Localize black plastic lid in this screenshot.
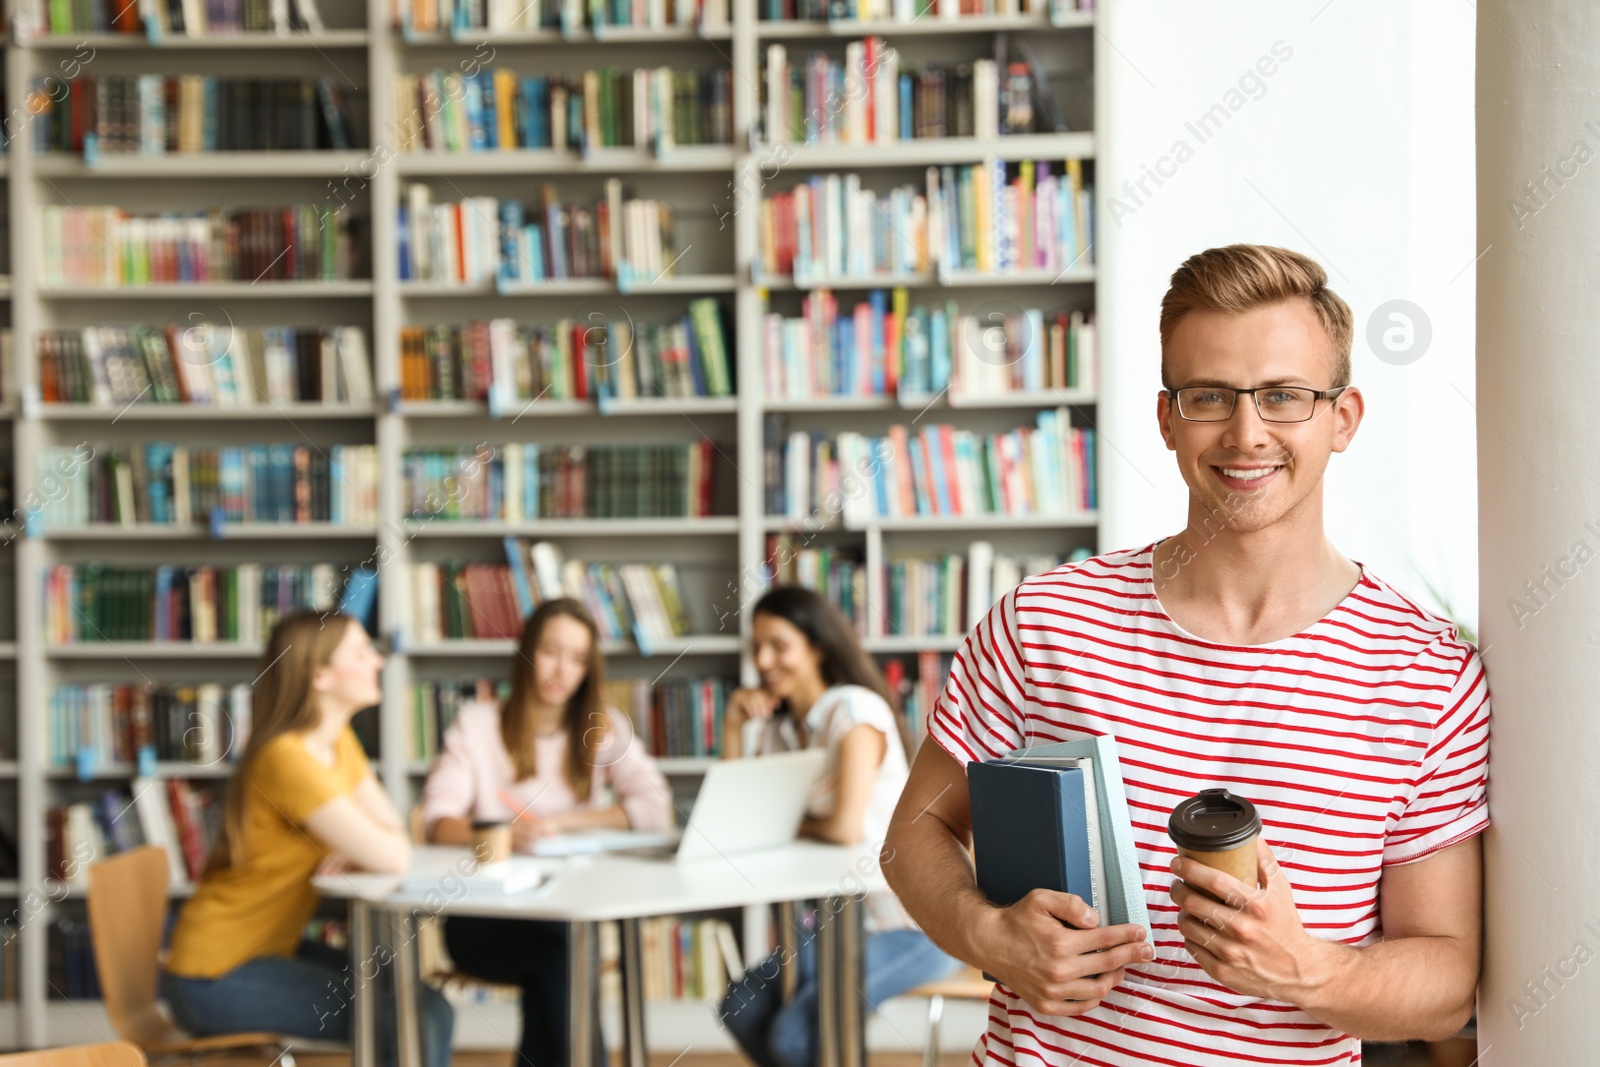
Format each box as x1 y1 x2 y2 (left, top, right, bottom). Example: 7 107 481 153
1168 789 1261 851
470 819 507 830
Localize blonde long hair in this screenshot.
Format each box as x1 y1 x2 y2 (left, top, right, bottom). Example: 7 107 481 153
499 598 608 800
205 611 355 874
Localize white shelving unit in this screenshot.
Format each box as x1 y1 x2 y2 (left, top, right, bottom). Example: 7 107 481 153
0 0 1101 1049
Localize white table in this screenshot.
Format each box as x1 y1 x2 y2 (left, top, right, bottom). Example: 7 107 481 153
316 842 889 1067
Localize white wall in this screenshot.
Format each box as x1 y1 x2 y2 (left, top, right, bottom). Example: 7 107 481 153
1095 0 1479 630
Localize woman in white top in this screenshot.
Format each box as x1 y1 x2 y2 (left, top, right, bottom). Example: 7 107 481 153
718 586 960 1067
422 597 670 1067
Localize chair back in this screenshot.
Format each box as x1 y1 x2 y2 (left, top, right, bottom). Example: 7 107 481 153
86 847 186 1047
0 1042 147 1067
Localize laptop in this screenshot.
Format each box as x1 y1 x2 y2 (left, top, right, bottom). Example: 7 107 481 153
528 747 828 862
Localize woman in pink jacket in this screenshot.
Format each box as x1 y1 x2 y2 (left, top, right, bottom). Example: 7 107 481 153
421 597 671 1067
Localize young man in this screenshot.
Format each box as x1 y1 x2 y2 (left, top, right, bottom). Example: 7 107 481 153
883 244 1489 1066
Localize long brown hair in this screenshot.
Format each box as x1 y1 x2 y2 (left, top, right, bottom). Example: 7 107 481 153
500 598 608 800
752 586 910 750
207 611 355 874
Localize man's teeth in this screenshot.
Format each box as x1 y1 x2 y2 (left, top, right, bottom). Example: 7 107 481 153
1220 466 1279 481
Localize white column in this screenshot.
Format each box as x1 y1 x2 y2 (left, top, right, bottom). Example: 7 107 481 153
1476 2 1600 1061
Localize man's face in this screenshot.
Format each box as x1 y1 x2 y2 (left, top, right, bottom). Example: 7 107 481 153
1157 298 1363 535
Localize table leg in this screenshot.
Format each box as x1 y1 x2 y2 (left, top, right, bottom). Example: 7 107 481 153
816 901 839 1067
568 920 598 1067
777 900 799 1004
618 919 648 1067
393 910 424 1067
350 900 377 1067
837 895 867 1067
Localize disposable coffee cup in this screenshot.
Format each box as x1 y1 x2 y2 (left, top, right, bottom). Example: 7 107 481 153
1168 788 1261 894
470 820 512 865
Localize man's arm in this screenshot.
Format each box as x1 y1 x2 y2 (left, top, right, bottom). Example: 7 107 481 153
883 741 1152 1018
1173 834 1480 1041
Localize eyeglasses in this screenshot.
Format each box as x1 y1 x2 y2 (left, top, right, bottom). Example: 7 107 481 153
1168 385 1349 424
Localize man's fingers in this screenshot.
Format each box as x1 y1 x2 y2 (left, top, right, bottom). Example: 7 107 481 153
1063 922 1149 954
1030 888 1102 928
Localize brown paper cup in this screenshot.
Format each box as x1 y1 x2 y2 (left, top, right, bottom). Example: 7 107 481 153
471 823 512 865
1178 838 1259 893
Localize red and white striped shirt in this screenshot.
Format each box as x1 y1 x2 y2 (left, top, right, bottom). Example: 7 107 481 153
929 542 1490 1067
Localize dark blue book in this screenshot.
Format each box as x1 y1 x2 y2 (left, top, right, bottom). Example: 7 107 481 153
968 758 1098 920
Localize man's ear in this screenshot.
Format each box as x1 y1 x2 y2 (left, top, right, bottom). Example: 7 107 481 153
1157 390 1178 451
1329 386 1365 454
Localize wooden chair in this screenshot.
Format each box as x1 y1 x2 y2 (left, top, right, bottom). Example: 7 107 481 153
0 1041 148 1067
86 845 334 1066
905 967 994 1067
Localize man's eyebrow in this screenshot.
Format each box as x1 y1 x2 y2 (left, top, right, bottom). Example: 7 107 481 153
1176 376 1316 388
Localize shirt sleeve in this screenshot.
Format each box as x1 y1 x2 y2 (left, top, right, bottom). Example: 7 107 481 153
595 707 672 833
821 687 898 748
1383 648 1491 866
928 584 1031 767
420 708 484 829
249 734 352 826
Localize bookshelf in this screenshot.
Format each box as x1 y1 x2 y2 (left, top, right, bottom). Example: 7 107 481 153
1 0 1101 1050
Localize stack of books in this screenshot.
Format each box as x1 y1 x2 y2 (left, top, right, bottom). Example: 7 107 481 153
403 441 718 522
408 540 697 645
37 325 373 408
33 76 359 155
408 678 508 762
760 0 1070 20
763 288 1094 399
398 302 730 404
398 0 728 33
38 206 362 287
763 535 867 634
30 0 329 35
394 68 731 153
399 181 678 286
48 779 223 890
38 443 379 528
876 544 1064 638
882 651 952 743
758 160 1092 281
764 42 1054 144
766 410 1095 521
49 682 253 771
43 563 347 643
604 677 733 759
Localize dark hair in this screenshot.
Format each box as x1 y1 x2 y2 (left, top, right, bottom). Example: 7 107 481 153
500 597 609 800
752 586 908 748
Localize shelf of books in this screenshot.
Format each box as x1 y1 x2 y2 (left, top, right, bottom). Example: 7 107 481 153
1 0 1098 1047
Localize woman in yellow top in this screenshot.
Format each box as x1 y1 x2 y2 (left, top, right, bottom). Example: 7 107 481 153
163 611 453 1067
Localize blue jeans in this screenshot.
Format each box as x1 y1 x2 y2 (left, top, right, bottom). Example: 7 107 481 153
164 938 454 1067
720 926 961 1067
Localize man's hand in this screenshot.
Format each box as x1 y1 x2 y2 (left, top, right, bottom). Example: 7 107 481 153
1171 836 1330 1002
977 888 1153 1017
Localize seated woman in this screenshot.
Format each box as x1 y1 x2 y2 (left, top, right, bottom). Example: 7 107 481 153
164 611 454 1067
422 597 671 1067
718 586 962 1067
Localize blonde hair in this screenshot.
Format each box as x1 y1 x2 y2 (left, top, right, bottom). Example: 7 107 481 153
1159 244 1353 389
207 611 355 874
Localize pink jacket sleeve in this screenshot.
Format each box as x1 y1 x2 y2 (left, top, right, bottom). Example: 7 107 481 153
595 706 672 833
